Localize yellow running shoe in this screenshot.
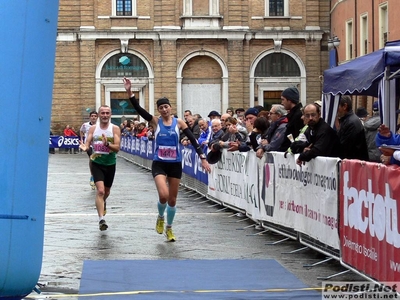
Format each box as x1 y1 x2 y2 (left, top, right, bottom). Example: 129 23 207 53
165 227 176 242
156 216 164 234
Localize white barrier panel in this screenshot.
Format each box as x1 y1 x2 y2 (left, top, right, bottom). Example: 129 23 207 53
208 150 262 214
261 152 340 250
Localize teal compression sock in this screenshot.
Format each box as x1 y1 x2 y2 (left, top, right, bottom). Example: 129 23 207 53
166 205 176 226
157 201 167 217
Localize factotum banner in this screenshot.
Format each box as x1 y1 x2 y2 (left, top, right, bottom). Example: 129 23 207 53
341 160 400 281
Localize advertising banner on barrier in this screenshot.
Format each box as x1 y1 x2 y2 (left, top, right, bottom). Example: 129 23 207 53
181 146 208 185
49 136 80 148
261 152 340 249
259 154 276 220
245 151 265 220
341 160 400 281
208 150 258 211
120 136 207 184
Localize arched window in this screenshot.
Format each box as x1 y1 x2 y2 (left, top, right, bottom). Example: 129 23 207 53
254 53 300 77
101 53 149 77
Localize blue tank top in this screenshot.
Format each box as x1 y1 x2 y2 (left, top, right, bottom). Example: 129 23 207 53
154 117 181 162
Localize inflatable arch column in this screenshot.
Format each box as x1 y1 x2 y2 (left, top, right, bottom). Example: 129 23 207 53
0 1 59 299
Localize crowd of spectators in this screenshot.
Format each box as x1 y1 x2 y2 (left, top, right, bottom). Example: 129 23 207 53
118 87 395 166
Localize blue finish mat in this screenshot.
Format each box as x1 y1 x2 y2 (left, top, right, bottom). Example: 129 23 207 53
79 259 321 299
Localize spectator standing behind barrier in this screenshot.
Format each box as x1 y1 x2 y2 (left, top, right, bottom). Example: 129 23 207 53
227 107 259 152
197 118 212 149
121 119 133 136
64 124 78 154
256 104 288 158
294 103 340 166
337 95 369 160
183 110 192 125
285 109 309 156
363 101 381 162
280 87 304 151
180 114 200 144
207 119 225 164
219 113 230 133
218 117 247 148
146 124 155 140
207 110 222 124
80 110 98 189
226 107 234 117
135 122 148 138
123 77 210 242
79 105 121 231
375 123 400 165
248 115 270 152
187 115 200 139
356 107 369 125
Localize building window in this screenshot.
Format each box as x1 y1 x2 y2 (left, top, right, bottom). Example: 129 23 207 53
101 53 149 77
346 20 353 60
360 14 368 55
116 0 132 16
379 4 388 48
254 53 300 77
265 0 288 17
269 0 283 16
183 0 219 16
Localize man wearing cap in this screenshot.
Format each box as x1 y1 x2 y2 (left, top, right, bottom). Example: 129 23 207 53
280 86 304 151
355 107 369 124
207 110 221 121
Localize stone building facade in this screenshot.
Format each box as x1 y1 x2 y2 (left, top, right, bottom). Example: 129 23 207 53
52 0 331 133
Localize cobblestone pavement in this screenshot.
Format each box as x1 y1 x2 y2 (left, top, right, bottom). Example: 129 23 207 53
25 152 363 299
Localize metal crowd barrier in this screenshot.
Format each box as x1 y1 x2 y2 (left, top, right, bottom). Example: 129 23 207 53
119 136 399 284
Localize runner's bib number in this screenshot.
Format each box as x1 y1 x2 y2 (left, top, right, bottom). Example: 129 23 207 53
93 141 110 155
158 145 177 160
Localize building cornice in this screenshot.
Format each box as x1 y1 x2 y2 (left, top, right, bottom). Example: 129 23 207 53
57 29 324 42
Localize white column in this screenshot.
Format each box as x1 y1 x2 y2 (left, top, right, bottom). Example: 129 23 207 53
176 77 183 117
222 77 229 113
149 78 155 115
96 78 101 110
249 77 255 108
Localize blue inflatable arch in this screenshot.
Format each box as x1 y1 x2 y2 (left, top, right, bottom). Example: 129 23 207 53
0 1 59 299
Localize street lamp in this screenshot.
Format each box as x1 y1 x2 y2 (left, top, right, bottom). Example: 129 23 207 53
328 36 340 67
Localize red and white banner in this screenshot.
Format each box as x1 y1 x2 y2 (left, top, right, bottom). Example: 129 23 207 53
341 160 400 281
260 152 340 249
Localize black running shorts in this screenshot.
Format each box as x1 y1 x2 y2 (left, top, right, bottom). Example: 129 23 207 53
91 161 116 188
152 161 182 179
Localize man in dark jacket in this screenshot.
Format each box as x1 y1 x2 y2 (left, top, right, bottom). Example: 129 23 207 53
295 103 340 166
337 95 369 160
280 86 304 151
